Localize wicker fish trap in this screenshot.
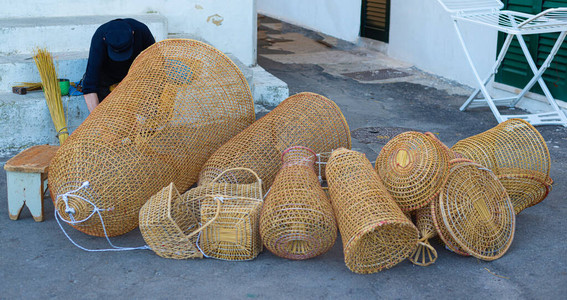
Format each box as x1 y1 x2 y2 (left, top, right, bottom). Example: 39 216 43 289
409 204 438 267
198 92 351 190
326 148 418 274
434 159 516 261
375 131 450 212
451 119 552 214
260 146 337 260
198 168 264 261
139 183 209 259
49 39 255 237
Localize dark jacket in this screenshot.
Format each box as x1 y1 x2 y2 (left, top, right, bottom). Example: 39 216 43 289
82 18 155 96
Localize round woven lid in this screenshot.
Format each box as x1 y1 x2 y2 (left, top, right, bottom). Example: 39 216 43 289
375 131 449 211
438 159 516 261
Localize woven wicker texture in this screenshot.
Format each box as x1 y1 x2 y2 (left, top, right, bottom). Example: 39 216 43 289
436 159 516 261
424 132 460 160
49 39 255 237
451 119 552 214
198 168 264 261
260 147 337 260
139 183 204 259
326 148 418 274
375 131 450 212
409 204 439 266
198 92 351 190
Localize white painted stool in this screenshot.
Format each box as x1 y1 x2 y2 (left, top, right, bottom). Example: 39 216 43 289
4 145 59 222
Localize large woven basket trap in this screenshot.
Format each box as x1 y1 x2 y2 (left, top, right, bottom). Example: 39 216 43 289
326 148 418 274
198 92 351 190
49 39 255 237
198 168 264 261
433 159 516 261
451 118 552 214
260 146 337 260
375 131 450 212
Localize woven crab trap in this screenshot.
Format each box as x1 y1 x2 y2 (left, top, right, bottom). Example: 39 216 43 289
433 159 516 261
139 183 208 259
140 168 263 260
375 131 450 212
197 168 264 261
260 146 337 260
408 205 439 267
326 148 418 274
198 92 351 190
451 119 552 214
49 39 255 237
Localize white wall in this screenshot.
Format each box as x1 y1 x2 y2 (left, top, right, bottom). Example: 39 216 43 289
257 0 361 43
388 0 498 87
0 0 257 66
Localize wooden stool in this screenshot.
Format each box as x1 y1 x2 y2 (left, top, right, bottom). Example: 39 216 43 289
4 145 59 222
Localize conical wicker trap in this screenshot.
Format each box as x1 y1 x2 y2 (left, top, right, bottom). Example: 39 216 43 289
451 119 552 214
198 92 351 190
409 204 439 267
326 148 418 274
198 168 264 261
49 39 255 237
260 146 337 260
433 159 516 261
375 131 450 212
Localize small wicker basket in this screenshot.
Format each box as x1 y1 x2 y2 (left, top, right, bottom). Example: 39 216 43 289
409 204 439 267
326 148 418 274
198 168 264 261
260 146 337 260
375 131 450 212
451 118 552 214
434 159 516 261
139 182 221 259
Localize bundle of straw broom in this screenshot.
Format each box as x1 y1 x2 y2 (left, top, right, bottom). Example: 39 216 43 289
33 48 68 145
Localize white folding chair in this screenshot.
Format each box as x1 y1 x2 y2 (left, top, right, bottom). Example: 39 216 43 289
436 0 567 127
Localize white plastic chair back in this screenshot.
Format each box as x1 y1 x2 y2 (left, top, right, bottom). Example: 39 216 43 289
436 0 504 13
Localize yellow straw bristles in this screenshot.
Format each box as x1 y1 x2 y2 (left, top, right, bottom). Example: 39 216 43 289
33 48 68 145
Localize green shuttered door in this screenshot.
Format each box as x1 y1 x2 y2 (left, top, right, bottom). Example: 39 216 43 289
496 0 567 102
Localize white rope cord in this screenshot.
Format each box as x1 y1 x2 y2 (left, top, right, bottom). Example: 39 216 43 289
54 181 150 252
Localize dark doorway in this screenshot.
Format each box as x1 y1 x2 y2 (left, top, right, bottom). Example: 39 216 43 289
360 0 390 42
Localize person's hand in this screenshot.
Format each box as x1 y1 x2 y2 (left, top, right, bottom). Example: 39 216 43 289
84 93 100 112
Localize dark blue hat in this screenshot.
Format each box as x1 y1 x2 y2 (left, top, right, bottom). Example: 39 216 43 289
104 20 134 62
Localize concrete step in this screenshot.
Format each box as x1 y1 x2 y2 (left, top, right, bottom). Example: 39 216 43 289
0 51 88 92
0 92 89 155
0 14 168 55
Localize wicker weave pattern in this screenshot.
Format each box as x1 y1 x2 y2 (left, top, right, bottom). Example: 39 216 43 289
49 39 255 237
198 168 264 261
198 92 351 190
436 159 516 260
409 204 439 266
375 132 450 211
260 147 337 260
326 148 418 274
139 183 204 259
451 119 552 214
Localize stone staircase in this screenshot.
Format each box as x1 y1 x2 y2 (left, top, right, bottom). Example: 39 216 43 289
0 14 288 154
